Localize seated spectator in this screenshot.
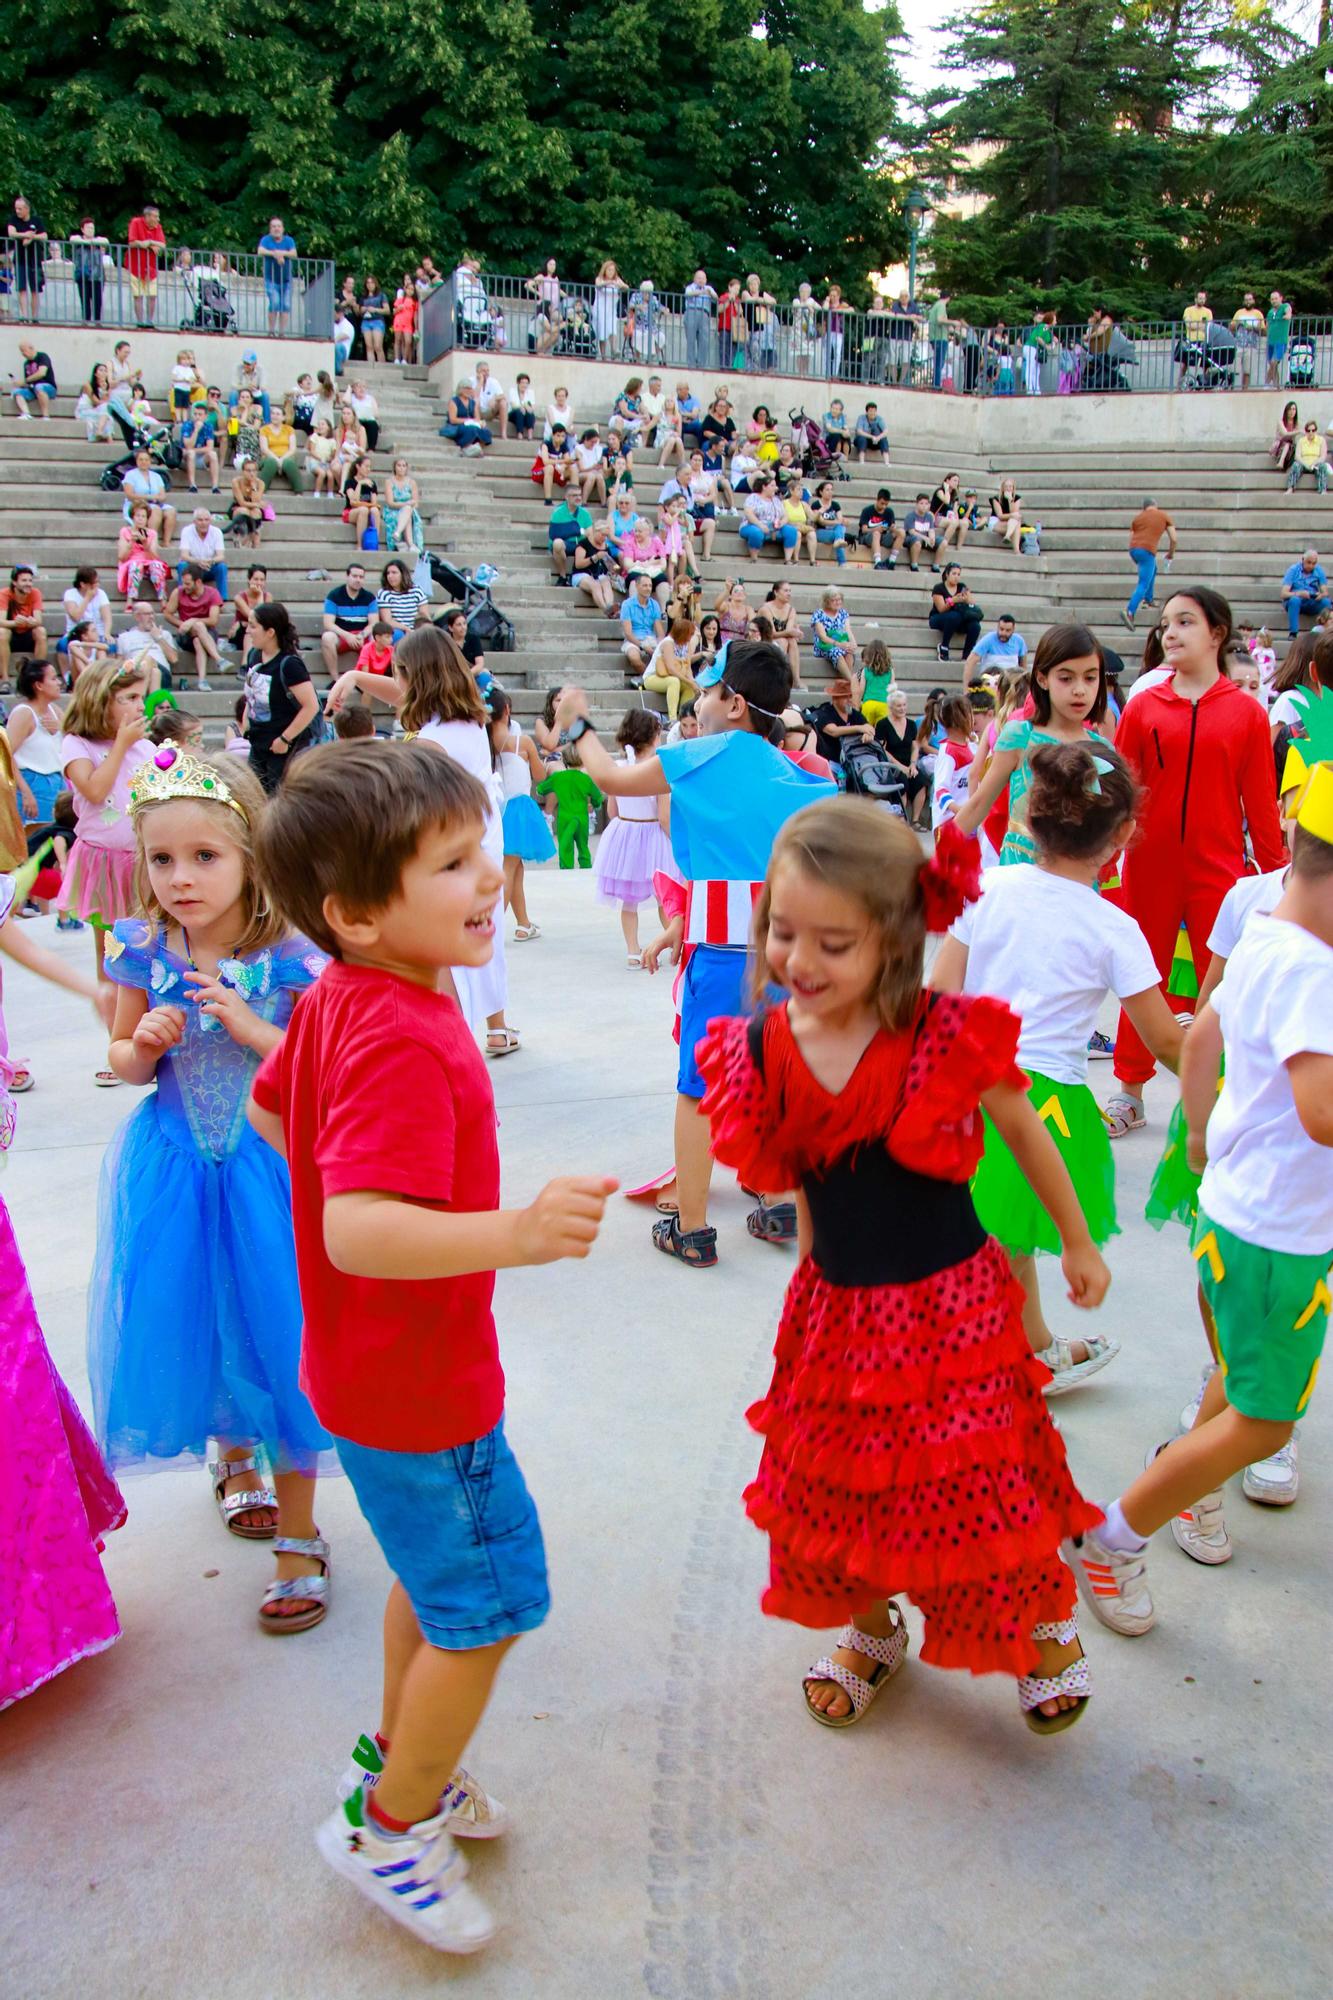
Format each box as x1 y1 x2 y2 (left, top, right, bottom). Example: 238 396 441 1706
228 389 264 469
375 558 426 638
640 619 700 720
613 378 646 447
509 373 537 440
822 399 851 457
532 425 576 504
684 451 720 560
381 457 423 557
810 676 871 766
549 491 592 579
62 567 113 647
116 506 170 602
0 564 47 690
320 561 377 674
783 487 816 567
739 475 798 561
311 370 339 433
602 428 634 503
179 399 222 494
859 488 896 567
178 507 230 603
340 454 381 545
810 588 859 683
854 402 888 462
290 372 317 433
640 375 667 440
333 400 367 473
255 400 305 492
230 352 271 425
1287 420 1329 495
809 480 848 567
107 340 142 418
656 399 686 469
228 464 267 549
571 523 620 617
1270 400 1300 475
930 564 982 663
438 381 492 454
544 385 575 441
75 363 120 443
677 381 702 442
1282 548 1332 636
11 340 56 419
164 563 223 689
606 493 641 558
966 612 1028 681
355 619 397 676
762 579 803 686
988 477 1024 555
574 427 606 505
431 607 487 687
121 446 178 545
115 598 178 693
333 703 375 742
714 578 752 643
620 518 669 596
698 391 736 457
126 387 171 443
346 379 380 452
620 573 665 674
890 493 938 571
468 360 507 432
231 563 270 650
64 618 108 685
874 687 928 824
306 420 340 498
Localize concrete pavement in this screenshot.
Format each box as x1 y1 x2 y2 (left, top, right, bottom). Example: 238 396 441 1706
1 865 1328 1999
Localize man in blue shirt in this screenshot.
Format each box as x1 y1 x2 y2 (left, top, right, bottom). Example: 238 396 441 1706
257 215 298 335
620 575 665 673
966 613 1029 680
1282 549 1331 636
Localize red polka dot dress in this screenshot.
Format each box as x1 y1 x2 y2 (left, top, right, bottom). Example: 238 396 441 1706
697 995 1101 1679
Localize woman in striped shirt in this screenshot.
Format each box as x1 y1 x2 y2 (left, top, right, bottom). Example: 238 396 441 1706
375 559 426 639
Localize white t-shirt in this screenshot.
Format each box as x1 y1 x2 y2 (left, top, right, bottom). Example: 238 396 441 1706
1124 667 1172 704
952 863 1160 1085
469 374 506 407
544 400 574 441
1202 915 1333 1253
575 440 603 473
1207 869 1287 960
417 716 504 862
179 523 225 568
62 585 110 635
1269 690 1302 730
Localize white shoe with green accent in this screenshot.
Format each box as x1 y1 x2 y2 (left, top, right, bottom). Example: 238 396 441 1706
338 1732 509 1838
315 1789 495 1954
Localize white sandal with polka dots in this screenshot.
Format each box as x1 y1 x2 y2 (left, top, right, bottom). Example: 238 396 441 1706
1018 1615 1091 1735
803 1605 909 1729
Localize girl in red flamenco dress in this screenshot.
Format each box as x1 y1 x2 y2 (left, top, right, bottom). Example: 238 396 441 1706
697 805 1111 1734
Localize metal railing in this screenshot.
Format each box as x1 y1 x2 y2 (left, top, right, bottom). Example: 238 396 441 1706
422 271 1333 397
1 239 335 339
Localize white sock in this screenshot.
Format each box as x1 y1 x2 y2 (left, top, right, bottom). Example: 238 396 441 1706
1098 1497 1148 1553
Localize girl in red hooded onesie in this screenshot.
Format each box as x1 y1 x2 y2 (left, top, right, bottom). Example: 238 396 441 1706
697 804 1110 1737
1105 587 1284 1138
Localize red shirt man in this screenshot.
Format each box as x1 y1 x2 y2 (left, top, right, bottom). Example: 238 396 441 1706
127 206 166 324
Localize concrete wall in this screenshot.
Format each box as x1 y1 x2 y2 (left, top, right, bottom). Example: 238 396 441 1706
9 327 333 402
428 347 1294 455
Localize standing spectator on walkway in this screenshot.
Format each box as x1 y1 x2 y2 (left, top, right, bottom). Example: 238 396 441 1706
716 278 742 371
927 293 952 389
68 218 109 323
11 341 55 418
1083 305 1115 390
1122 498 1177 631
7 197 47 321
178 507 230 603
1286 420 1329 495
1266 291 1293 386
1022 312 1054 395
822 284 848 377
126 203 165 326
1230 291 1265 387
1182 291 1212 338
683 271 717 372
884 291 919 384
257 216 297 336
742 275 777 373
789 283 819 376
593 261 628 360
1281 549 1331 636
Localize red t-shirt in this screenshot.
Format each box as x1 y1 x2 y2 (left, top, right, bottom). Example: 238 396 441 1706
252 960 503 1452
127 216 166 281
782 741 834 779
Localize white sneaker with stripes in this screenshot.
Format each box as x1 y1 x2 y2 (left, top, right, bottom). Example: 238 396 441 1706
1064 1526 1156 1636
1169 1487 1233 1563
337 1731 508 1838
315 1789 496 1954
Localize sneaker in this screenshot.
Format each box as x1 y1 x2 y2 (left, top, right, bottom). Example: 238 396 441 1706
338 1732 509 1839
1064 1525 1156 1635
1169 1484 1232 1564
1086 1028 1115 1060
315 1790 495 1955
1242 1431 1299 1506
1178 1362 1218 1434
937 642 950 662
873 559 890 571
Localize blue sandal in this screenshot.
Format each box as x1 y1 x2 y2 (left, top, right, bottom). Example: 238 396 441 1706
652 1214 718 1267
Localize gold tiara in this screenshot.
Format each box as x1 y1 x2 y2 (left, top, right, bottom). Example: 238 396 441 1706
129 746 249 822
1295 760 1333 846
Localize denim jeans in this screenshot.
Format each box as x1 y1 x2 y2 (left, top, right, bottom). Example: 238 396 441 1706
739 522 798 553
1287 591 1332 635
1127 546 1157 616
685 313 710 372
932 340 948 388
816 525 847 564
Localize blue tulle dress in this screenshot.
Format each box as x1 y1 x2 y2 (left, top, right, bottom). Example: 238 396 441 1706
89 920 336 1475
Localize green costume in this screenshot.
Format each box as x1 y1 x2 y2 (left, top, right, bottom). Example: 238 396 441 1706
536 768 603 868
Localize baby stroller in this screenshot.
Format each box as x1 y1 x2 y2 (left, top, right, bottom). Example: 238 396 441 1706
1288 335 1316 388
98 428 180 491
179 268 236 334
429 559 516 653
838 738 907 813
789 409 849 482
1175 338 1208 392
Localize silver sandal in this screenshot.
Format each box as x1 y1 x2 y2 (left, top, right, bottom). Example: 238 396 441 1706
803 1606 909 1729
1101 1092 1145 1138
1041 1333 1122 1397
1018 1615 1092 1734
209 1454 278 1540
259 1534 331 1635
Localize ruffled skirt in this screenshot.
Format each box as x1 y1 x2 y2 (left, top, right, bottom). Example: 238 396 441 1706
745 1237 1099 1675
593 815 676 907
1 1196 124 1710
57 841 136 926
1145 1095 1202 1231
972 1071 1117 1257
502 793 556 863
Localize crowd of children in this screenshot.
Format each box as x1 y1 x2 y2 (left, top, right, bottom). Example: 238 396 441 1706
2 578 1330 1961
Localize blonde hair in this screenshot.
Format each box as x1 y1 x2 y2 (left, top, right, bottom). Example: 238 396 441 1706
63 658 147 743
992 666 1029 731
753 799 928 1032
861 638 893 679
132 755 288 954
820 585 843 610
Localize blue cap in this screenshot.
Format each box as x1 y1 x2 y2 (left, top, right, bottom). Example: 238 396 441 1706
694 655 726 689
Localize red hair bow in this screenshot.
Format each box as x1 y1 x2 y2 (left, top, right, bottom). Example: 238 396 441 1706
919 820 983 933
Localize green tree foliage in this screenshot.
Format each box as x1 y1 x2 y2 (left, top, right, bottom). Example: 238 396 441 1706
0 0 904 296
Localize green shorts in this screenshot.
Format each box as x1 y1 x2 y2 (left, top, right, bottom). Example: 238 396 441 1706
1192 1209 1331 1422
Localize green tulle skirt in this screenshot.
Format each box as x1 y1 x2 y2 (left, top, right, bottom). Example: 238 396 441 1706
1143 1061 1227 1231
972 1069 1119 1257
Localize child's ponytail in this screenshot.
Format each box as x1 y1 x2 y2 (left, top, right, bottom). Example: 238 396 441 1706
1026 741 1140 861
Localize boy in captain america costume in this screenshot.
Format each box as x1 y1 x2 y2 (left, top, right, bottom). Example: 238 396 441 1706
554 643 835 1266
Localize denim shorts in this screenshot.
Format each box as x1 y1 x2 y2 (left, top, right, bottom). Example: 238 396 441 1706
264 280 293 312
336 1419 550 1650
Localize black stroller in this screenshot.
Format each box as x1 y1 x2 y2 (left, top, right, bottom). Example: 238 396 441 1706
430 559 516 653
1288 335 1316 388
836 739 907 813
179 267 237 334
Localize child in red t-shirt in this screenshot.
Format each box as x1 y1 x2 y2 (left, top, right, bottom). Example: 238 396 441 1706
249 738 615 1956
354 619 396 676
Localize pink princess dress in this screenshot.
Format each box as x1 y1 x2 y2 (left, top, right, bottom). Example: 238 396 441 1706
0 873 124 1709
592 745 679 908
57 733 156 927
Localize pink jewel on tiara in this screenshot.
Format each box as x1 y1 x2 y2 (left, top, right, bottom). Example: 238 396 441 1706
154 746 178 771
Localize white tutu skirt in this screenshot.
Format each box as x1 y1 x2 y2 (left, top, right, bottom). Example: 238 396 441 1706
593 816 678 907
454 911 508 1024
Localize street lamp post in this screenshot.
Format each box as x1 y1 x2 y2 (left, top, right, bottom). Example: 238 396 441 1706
904 189 928 304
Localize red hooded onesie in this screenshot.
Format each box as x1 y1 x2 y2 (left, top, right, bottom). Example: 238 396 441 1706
1112 673 1284 1087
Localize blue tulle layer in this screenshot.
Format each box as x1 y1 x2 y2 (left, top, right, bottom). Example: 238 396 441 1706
502 794 556 862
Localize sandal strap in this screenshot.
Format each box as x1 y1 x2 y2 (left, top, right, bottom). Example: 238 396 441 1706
1017 1654 1092 1714
210 1454 259 1485
805 1657 879 1717
836 1610 907 1667
272 1535 330 1564
262 1573 331 1606
1031 1615 1078 1644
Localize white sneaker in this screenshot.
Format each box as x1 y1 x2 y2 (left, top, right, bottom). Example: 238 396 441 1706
1169 1486 1233 1564
315 1790 496 1954
1064 1526 1156 1635
1040 1333 1121 1397
1178 1362 1218 1434
338 1731 509 1838
1242 1431 1300 1506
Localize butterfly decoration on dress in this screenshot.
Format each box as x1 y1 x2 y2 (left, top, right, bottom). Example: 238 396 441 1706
199 949 274 1031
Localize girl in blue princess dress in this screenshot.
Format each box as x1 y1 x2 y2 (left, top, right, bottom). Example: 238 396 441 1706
91 746 335 1632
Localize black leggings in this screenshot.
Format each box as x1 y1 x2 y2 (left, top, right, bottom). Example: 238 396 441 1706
929 607 981 654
